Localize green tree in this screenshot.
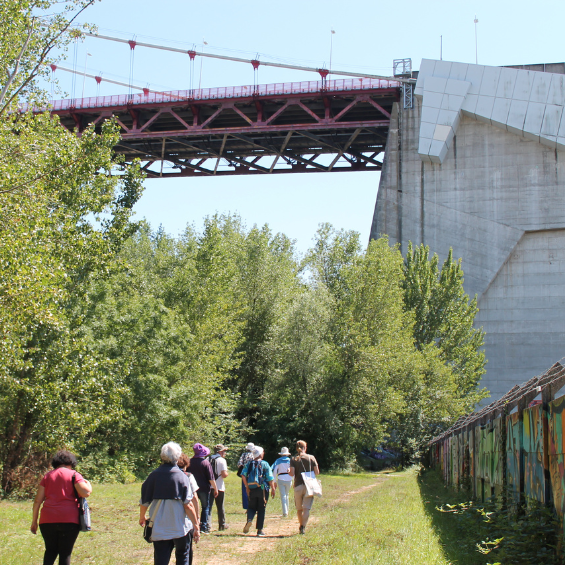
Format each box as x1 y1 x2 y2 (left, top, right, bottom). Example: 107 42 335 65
229 223 300 420
0 0 94 114
76 224 244 479
403 242 487 400
0 1 144 493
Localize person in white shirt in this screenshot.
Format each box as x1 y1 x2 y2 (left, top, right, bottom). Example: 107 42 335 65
208 444 230 531
271 447 292 517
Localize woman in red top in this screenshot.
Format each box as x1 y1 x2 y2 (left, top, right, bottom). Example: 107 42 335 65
30 450 92 565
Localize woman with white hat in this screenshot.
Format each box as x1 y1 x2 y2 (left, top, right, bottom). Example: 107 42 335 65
237 443 255 510
271 447 292 517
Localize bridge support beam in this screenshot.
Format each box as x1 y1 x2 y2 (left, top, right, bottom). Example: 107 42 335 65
371 60 565 403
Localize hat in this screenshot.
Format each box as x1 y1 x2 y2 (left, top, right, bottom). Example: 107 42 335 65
279 447 290 456
252 446 264 459
245 442 255 452
215 444 228 453
193 443 210 458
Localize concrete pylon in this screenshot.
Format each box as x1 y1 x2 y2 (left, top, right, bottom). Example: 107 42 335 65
371 59 565 404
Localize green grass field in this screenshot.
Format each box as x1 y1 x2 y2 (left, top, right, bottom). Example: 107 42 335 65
0 468 484 565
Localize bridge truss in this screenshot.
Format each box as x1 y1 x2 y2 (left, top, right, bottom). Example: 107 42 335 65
52 78 400 177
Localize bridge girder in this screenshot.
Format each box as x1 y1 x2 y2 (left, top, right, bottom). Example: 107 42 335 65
53 84 399 176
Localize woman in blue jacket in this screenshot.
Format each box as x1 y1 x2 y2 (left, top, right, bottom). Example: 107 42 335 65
271 447 292 517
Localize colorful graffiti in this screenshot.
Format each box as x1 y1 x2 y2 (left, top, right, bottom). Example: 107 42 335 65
506 412 522 506
429 360 565 546
549 396 565 525
523 404 547 505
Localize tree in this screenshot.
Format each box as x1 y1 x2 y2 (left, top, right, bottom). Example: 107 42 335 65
403 242 487 400
0 1 95 114
0 0 144 493
228 222 301 421
76 224 244 479
261 227 420 467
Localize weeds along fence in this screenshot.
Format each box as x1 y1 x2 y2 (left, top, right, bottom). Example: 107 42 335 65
428 360 565 521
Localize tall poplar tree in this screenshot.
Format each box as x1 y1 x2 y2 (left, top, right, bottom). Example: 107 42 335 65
403 243 487 400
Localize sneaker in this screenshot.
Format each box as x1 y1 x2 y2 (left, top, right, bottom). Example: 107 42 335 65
201 529 210 535
282 513 288 517
299 525 305 535
257 530 266 537
219 525 229 531
243 520 253 533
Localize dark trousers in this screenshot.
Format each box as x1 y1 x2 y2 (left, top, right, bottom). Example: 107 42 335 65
153 530 193 565
207 489 226 528
197 489 212 532
39 523 80 565
247 488 270 531
241 479 249 509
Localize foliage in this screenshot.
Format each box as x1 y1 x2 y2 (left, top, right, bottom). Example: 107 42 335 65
0 0 144 493
230 223 300 420
403 242 487 400
76 220 247 475
437 497 560 564
254 226 481 468
397 242 489 462
0 0 95 113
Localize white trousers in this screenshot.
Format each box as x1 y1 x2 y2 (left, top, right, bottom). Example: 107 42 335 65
277 480 292 516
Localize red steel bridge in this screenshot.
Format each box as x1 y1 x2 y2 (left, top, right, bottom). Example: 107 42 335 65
48 35 412 177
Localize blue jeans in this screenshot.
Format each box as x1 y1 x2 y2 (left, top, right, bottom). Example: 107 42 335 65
246 488 270 531
277 480 292 515
197 490 212 532
153 530 193 565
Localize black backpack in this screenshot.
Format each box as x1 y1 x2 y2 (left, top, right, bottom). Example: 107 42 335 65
209 454 221 480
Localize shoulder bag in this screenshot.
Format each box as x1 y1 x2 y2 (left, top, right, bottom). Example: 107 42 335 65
72 473 92 532
143 499 163 543
300 456 322 498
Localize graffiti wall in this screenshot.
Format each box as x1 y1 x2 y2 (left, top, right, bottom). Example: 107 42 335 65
549 396 565 526
523 404 547 504
506 412 522 507
429 360 565 527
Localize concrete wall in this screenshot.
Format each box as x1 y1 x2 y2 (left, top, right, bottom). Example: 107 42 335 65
371 88 565 402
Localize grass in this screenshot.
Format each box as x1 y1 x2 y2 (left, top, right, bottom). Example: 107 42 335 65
0 468 488 565
248 468 481 565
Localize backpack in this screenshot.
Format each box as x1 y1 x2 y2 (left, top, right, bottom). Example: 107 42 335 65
246 460 264 489
209 454 221 480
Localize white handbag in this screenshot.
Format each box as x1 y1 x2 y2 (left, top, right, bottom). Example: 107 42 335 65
300 458 322 498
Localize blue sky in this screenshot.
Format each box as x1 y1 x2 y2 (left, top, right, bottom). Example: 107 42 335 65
51 0 565 254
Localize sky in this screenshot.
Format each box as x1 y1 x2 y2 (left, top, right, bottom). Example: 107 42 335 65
48 0 565 254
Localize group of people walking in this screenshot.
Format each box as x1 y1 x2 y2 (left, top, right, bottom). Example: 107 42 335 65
30 440 318 565
238 441 319 536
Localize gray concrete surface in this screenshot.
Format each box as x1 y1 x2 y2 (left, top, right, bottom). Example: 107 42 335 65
371 78 565 402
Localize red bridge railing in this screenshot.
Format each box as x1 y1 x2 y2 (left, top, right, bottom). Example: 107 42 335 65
47 78 401 111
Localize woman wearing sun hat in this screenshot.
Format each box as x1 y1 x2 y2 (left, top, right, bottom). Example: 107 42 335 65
271 447 292 517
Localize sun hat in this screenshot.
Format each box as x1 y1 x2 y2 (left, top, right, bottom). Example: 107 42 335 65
193 443 210 458
252 446 264 459
245 442 255 452
215 444 228 453
279 447 290 456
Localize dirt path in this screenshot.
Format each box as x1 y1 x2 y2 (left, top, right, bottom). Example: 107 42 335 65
194 477 387 565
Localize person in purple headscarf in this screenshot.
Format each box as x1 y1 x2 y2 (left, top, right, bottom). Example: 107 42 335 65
189 443 218 534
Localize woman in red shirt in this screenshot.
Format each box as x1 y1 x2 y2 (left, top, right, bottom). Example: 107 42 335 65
30 450 92 565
